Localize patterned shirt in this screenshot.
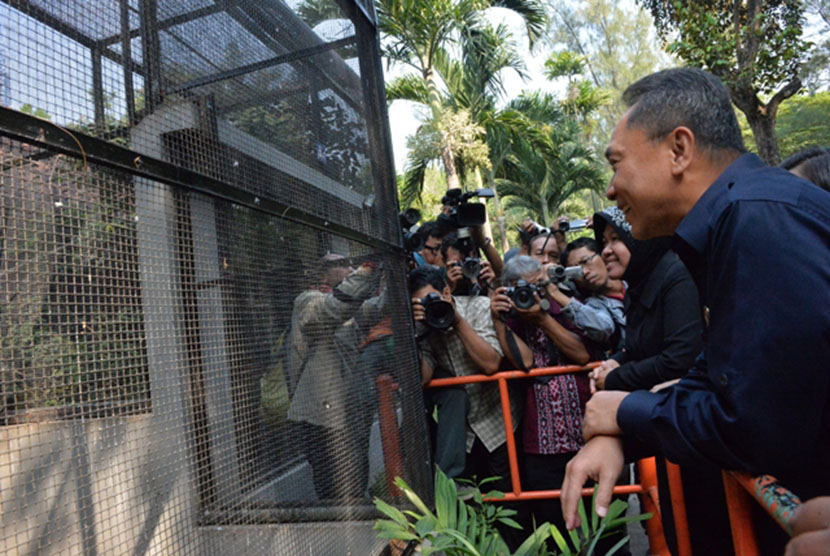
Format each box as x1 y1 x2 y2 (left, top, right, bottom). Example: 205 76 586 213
506 305 590 455
420 296 519 453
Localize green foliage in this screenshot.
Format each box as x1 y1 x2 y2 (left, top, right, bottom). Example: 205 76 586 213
19 103 51 120
636 0 811 162
547 0 672 148
496 92 607 226
374 469 651 556
737 92 830 158
657 1 809 96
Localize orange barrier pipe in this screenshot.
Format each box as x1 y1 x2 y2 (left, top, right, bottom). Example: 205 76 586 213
665 462 692 556
639 458 671 556
427 363 599 388
728 472 801 535
722 470 761 556
484 484 645 502
377 374 404 496
497 377 522 496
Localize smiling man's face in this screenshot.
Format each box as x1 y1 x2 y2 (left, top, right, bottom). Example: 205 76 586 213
605 110 678 239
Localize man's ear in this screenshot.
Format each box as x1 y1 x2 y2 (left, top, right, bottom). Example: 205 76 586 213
668 126 695 177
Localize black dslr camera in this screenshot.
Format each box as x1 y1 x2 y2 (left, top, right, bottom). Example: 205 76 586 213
399 208 423 253
420 292 455 331
504 279 539 309
436 187 494 234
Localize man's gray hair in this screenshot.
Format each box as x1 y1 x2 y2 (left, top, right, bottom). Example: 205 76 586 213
622 68 746 156
501 255 541 287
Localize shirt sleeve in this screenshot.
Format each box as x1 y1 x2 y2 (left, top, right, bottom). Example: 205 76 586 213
618 201 830 478
464 296 503 356
605 264 702 391
561 297 617 343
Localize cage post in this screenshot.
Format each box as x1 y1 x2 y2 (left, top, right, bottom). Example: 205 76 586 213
119 0 136 125
138 0 162 111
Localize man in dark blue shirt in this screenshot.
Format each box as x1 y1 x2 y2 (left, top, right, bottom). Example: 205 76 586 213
560 68 830 532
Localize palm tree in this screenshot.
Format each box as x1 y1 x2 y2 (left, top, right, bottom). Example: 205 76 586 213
378 0 546 189
496 92 607 225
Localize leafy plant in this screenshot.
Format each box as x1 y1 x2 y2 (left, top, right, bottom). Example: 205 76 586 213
373 469 651 556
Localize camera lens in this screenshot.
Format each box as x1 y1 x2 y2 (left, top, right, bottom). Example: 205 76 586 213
461 257 481 280
422 293 455 331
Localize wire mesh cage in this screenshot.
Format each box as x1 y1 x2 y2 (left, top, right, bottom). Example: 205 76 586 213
0 1 430 554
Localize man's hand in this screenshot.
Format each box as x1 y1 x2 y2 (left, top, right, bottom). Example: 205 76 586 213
561 436 625 530
490 287 512 318
786 497 830 556
590 359 620 393
446 262 463 292
411 297 425 323
478 260 496 287
582 391 628 441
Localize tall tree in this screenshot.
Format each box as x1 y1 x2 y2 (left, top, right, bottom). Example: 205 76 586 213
547 0 671 147
638 0 811 164
378 0 546 189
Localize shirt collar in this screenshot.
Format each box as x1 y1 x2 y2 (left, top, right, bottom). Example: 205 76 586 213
674 153 767 254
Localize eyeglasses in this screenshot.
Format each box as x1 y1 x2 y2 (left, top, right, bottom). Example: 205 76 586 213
576 253 599 267
423 244 442 255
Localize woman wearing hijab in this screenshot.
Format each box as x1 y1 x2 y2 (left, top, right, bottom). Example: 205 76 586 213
590 207 702 392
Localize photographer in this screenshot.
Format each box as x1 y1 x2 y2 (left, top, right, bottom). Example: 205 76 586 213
415 221 445 267
410 267 519 488
489 255 595 534
441 231 496 296
286 254 385 500
548 237 626 351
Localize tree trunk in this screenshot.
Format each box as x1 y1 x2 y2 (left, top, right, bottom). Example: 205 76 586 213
744 108 781 165
485 169 510 253
424 66 461 190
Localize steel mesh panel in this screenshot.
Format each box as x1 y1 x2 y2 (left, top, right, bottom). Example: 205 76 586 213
0 1 430 555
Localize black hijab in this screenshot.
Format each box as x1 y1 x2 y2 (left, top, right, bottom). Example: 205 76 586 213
593 207 673 289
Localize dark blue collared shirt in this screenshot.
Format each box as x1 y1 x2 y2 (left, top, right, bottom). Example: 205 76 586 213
617 154 830 497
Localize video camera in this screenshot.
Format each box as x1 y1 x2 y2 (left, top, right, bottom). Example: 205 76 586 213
547 264 584 284
419 292 455 331
519 219 589 245
399 208 423 253
436 187 494 234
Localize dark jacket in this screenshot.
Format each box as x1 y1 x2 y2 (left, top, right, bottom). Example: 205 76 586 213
605 250 703 391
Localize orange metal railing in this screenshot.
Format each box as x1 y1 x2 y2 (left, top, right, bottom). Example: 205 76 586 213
422 364 685 556
375 364 806 556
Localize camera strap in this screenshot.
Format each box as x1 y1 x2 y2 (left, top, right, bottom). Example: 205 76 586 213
500 317 530 372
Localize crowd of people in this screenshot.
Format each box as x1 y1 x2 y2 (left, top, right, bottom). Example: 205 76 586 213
281 67 830 555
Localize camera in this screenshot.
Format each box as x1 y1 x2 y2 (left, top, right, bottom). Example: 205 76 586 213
420 292 455 331
548 264 584 284
459 257 482 281
505 279 540 310
436 187 494 234
399 208 423 252
557 219 588 233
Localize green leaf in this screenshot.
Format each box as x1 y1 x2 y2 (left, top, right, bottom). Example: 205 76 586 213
590 487 599 532
549 524 572 554
604 534 632 556
584 520 607 556
497 517 523 530
577 497 590 540
374 498 409 528
415 515 437 537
